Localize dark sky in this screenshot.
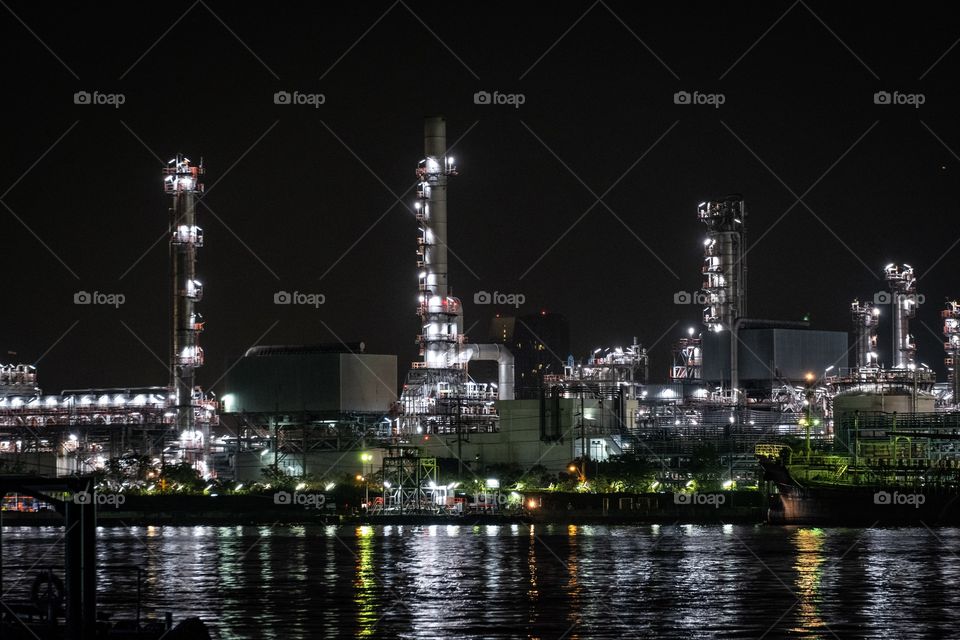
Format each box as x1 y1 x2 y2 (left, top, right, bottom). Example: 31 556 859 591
2 1 958 394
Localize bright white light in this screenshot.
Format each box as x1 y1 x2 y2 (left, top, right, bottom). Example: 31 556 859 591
295 482 306 491
485 478 499 489
687 327 695 337
324 482 336 491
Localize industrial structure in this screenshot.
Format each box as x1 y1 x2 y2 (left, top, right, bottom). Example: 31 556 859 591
0 156 218 478
2 117 959 498
827 263 937 424
398 116 514 436
219 343 396 480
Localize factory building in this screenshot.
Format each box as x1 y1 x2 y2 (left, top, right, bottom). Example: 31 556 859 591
219 344 396 480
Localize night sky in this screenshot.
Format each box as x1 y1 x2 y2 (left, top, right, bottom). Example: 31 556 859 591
2 2 957 394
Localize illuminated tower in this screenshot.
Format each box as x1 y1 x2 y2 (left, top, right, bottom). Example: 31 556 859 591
416 117 462 368
851 299 880 368
164 155 205 432
699 196 746 332
884 263 917 369
945 301 960 405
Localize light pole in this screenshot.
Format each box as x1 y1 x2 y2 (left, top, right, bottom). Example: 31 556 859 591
360 452 373 506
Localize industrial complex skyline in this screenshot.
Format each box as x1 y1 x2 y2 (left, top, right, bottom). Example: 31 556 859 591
3 2 959 395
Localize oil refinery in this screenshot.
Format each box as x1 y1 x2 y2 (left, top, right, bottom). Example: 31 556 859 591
2 116 958 504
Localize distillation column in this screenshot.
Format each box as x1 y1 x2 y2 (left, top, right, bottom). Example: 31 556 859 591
699 196 747 332
164 156 205 435
945 301 960 405
416 117 462 369
851 299 880 368
884 264 917 369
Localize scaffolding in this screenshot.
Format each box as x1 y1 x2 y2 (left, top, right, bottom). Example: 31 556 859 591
381 448 439 513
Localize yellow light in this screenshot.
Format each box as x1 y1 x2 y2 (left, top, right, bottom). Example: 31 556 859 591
568 465 577 473
356 475 364 482
527 499 537 509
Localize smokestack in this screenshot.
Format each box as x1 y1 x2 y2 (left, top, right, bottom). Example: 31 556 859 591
164 155 205 431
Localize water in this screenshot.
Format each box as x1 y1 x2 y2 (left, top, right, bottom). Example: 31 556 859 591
2 523 958 639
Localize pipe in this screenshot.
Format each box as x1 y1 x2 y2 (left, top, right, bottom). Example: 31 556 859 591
457 344 515 401
423 116 448 300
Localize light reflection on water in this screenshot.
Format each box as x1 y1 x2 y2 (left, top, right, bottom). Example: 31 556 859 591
2 524 958 639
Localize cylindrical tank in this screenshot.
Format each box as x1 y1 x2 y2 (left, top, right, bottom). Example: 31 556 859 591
833 389 936 450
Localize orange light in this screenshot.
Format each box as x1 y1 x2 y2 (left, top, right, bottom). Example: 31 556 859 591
527 499 537 509
568 465 577 473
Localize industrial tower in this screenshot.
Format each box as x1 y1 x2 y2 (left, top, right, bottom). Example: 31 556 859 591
164 156 205 438
399 117 513 436
851 299 880 368
884 263 917 369
945 301 960 404
699 196 747 332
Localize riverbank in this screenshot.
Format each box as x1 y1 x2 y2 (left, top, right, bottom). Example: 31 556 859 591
0 491 768 526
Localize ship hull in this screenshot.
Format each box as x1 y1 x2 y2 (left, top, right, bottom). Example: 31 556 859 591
760 458 960 525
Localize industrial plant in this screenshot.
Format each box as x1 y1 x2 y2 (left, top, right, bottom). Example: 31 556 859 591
2 116 959 509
